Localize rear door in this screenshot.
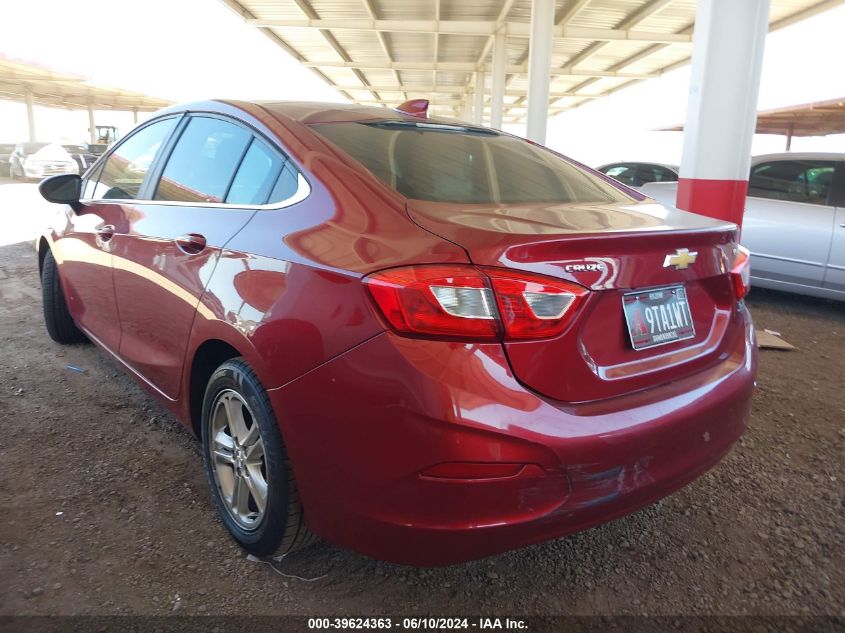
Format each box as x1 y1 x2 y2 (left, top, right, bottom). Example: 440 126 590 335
823 162 845 292
742 159 837 287
110 114 292 399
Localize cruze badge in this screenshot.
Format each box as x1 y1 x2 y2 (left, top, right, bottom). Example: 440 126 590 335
564 262 604 273
663 248 698 270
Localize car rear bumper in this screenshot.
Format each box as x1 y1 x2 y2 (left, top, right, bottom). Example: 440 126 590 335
269 306 756 566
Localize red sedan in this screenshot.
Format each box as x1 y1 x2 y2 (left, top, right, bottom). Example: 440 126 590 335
36 100 756 566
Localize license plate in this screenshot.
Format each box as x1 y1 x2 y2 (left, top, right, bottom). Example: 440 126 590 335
622 285 695 350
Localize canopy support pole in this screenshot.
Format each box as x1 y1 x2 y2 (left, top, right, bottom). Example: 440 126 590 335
88 102 96 145
473 72 485 125
676 0 770 229
490 32 507 129
25 88 36 142
525 0 554 143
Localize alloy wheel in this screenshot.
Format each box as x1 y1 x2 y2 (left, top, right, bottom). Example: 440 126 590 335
208 389 268 530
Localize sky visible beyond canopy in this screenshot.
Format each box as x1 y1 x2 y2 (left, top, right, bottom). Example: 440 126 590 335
1 0 843 166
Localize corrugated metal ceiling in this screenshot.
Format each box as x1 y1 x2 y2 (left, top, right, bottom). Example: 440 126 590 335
219 0 844 122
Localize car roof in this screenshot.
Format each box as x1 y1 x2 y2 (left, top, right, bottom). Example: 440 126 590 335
155 99 465 127
598 161 679 171
752 152 845 163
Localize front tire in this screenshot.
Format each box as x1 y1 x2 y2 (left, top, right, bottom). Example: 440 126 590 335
201 358 316 557
41 250 86 344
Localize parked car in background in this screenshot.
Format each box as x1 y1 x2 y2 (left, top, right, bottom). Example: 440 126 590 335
10 142 79 180
0 143 15 177
62 144 99 174
597 161 679 188
640 153 845 301
35 100 756 566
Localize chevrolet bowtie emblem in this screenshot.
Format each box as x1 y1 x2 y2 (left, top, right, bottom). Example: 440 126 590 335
663 248 698 270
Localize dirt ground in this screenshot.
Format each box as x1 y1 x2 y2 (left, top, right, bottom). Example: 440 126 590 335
0 238 843 620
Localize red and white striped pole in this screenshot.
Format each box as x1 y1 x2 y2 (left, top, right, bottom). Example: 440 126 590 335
676 0 770 229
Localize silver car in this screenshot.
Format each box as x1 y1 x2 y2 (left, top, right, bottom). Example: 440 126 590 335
597 161 679 188
640 153 845 301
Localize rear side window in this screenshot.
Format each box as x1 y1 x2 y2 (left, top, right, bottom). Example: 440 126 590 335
226 138 283 205
603 164 637 186
269 165 300 202
748 160 837 205
311 121 630 204
155 117 251 203
89 118 177 200
650 165 678 182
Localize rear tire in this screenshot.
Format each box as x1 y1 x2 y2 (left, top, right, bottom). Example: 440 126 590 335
41 250 86 344
201 358 317 557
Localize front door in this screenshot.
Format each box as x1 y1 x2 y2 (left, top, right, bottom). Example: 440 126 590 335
743 159 837 288
824 163 845 292
56 117 180 352
53 195 124 352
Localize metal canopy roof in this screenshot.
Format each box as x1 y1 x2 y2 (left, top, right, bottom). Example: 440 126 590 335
660 97 845 136
220 0 843 123
0 55 172 112
740 97 845 138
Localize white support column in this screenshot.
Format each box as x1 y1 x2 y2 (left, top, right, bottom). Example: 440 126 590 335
25 88 36 142
525 0 555 144
461 94 473 121
473 72 485 125
676 0 770 228
133 108 139 125
88 102 96 145
490 32 507 129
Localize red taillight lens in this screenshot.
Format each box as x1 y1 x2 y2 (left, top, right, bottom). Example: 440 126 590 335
364 265 588 342
364 266 500 341
484 268 589 340
730 246 751 300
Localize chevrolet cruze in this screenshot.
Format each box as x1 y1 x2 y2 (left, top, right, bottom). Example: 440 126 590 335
36 100 757 565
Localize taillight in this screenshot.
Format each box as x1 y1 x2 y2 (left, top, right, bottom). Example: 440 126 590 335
364 265 588 342
730 246 751 300
484 268 589 340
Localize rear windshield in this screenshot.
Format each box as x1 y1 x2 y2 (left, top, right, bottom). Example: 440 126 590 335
311 121 630 205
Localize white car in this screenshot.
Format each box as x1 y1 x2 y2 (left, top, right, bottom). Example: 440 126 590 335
10 142 79 180
640 153 845 301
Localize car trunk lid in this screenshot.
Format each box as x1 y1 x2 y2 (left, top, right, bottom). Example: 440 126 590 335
407 199 741 403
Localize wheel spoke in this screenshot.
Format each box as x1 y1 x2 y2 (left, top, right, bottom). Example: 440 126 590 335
245 437 264 463
244 467 267 513
234 474 251 518
213 448 235 465
226 397 249 444
241 422 260 451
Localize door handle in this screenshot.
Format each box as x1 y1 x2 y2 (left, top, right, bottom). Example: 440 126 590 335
95 224 115 242
175 233 207 255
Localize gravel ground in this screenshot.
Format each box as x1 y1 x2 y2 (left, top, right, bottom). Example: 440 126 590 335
0 239 843 621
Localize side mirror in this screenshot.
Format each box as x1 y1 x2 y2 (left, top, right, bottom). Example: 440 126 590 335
39 174 82 211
